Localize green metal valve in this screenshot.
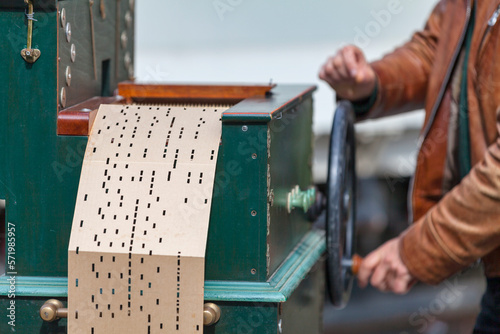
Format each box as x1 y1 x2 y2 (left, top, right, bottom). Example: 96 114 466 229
287 185 316 213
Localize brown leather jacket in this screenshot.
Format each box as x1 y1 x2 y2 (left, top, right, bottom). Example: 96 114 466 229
364 0 500 284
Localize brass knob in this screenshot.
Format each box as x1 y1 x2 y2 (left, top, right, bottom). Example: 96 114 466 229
203 303 221 326
40 299 68 322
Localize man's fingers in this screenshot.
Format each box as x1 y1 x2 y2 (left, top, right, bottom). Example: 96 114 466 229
319 63 339 87
319 45 376 100
332 54 350 80
370 260 389 288
388 273 413 295
342 46 364 77
357 251 382 288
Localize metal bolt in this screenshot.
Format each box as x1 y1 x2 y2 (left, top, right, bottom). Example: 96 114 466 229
121 31 128 49
70 44 76 62
25 50 31 56
65 66 72 86
252 153 257 159
65 22 71 43
128 64 135 80
251 210 257 216
60 8 66 27
125 11 132 29
242 125 248 132
250 268 257 275
60 87 67 108
124 52 131 69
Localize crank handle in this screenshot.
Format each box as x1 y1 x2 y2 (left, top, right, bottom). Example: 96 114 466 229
341 254 363 276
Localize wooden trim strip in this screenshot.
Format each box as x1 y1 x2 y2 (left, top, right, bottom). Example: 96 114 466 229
57 96 124 136
118 82 275 103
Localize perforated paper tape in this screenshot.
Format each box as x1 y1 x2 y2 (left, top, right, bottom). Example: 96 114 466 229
68 104 226 333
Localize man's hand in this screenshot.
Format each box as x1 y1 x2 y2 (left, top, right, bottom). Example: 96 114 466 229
319 45 377 101
357 237 417 294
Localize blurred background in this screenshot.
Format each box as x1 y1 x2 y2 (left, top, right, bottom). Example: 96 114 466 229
133 1 485 333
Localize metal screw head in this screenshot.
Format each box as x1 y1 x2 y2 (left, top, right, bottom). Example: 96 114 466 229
242 125 248 132
128 64 135 80
60 87 67 108
60 8 66 27
252 153 257 159
70 44 76 62
124 52 131 69
25 50 31 56
121 31 128 49
65 66 72 86
65 22 72 43
125 11 132 29
251 210 257 216
250 268 257 275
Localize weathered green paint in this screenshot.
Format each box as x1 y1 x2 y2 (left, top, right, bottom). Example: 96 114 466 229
204 302 278 334
206 87 316 282
0 8 87 277
206 122 269 282
0 1 57 10
267 97 315 276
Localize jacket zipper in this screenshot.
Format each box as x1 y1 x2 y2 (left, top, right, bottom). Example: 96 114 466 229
407 0 472 224
478 4 500 57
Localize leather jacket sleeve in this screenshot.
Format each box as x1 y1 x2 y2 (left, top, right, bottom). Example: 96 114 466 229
361 1 445 120
400 109 500 284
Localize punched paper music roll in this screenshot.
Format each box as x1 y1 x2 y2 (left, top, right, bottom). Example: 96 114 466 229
68 104 226 333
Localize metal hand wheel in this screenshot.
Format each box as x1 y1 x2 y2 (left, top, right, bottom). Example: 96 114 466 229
326 100 360 309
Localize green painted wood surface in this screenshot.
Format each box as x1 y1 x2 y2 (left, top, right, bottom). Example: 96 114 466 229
204 302 279 334
206 88 316 282
0 230 326 303
221 85 315 123
206 122 269 281
267 97 314 276
0 0 134 278
0 8 88 277
0 1 57 10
